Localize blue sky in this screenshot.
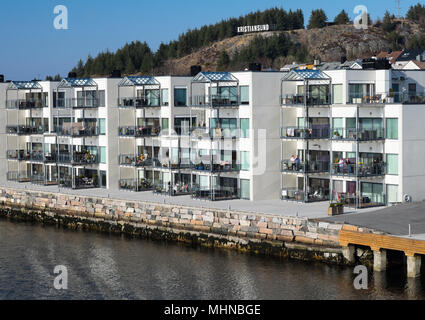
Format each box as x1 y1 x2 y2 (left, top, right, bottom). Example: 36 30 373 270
0 0 421 80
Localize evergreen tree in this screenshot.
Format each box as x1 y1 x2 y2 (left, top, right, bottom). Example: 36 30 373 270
382 11 396 32
406 3 425 22
308 9 327 29
334 10 350 25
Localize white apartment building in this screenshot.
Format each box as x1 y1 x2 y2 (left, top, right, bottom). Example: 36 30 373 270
0 71 283 202
2 66 425 207
280 67 425 208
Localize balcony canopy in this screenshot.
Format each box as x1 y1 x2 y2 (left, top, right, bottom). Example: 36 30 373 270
118 76 160 87
58 78 98 88
7 81 42 91
192 72 239 84
282 70 331 82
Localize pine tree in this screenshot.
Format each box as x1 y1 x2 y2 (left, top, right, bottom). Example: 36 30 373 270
216 50 230 71
334 10 350 25
308 9 327 29
382 11 396 32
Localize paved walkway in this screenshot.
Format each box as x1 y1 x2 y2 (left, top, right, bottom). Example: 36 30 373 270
0 181 376 219
323 202 425 236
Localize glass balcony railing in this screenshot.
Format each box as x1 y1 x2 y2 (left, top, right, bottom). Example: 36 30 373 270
190 162 241 173
118 97 160 108
281 188 330 202
330 128 385 141
6 150 30 161
348 92 425 105
335 193 386 208
331 163 386 177
118 126 161 137
281 94 331 107
6 99 45 109
190 94 239 108
56 98 100 109
281 127 330 139
7 125 47 135
153 181 191 196
119 179 153 192
119 154 154 167
191 185 240 201
72 152 99 165
281 160 330 174
56 125 99 137
7 171 30 182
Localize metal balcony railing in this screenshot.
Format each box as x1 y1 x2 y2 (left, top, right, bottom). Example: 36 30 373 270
281 127 330 139
7 171 30 182
281 188 330 202
118 126 161 137
190 94 239 108
331 163 386 177
330 128 385 141
119 154 154 167
281 160 330 174
6 99 45 109
119 179 153 192
118 96 160 108
6 150 30 161
56 98 100 109
56 125 99 137
281 94 331 106
191 185 240 201
6 125 47 135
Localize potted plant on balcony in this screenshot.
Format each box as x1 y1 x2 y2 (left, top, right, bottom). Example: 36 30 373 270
333 131 341 139
328 202 344 216
387 88 395 104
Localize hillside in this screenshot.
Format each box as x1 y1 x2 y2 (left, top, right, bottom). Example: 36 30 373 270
158 20 425 75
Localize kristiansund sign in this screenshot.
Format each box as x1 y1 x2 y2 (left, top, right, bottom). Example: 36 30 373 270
237 24 274 33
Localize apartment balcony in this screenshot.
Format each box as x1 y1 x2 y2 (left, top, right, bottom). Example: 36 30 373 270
331 163 386 178
30 151 45 162
281 127 330 140
119 154 155 167
281 159 330 174
6 150 31 161
190 126 240 140
337 193 386 209
56 98 100 109
30 174 58 186
280 94 331 107
190 94 239 108
118 126 161 137
6 125 46 135
153 181 191 196
330 128 385 141
118 97 160 108
56 124 99 137
6 99 45 110
191 185 240 201
57 152 98 165
119 178 153 192
7 171 30 182
190 162 241 173
281 188 330 203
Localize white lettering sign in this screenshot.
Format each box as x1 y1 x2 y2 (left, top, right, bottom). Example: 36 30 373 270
237 24 270 33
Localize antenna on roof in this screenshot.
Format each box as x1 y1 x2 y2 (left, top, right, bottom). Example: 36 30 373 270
397 0 401 19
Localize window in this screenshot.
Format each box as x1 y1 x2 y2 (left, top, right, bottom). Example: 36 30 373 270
386 118 398 139
386 154 398 175
100 171 107 189
240 86 249 105
387 185 399 204
361 183 383 204
53 92 65 108
99 147 106 164
240 119 249 138
161 89 169 106
241 151 250 171
333 180 343 193
174 88 187 106
332 84 343 104
332 118 343 136
99 119 106 135
161 118 169 130
240 179 250 200
346 118 356 129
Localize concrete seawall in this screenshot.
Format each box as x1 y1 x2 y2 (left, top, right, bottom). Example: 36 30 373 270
0 187 376 266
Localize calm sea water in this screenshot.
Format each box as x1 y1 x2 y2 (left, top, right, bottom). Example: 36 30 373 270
0 218 424 300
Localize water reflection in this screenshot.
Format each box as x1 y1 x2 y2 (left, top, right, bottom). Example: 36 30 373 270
0 219 424 300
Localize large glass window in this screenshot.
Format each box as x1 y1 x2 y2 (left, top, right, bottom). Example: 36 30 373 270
240 119 249 138
386 118 398 139
161 118 169 131
387 185 399 204
240 179 250 200
361 182 383 204
332 118 343 136
100 170 107 188
386 154 399 175
174 88 187 106
240 86 249 105
241 151 250 171
161 89 169 106
332 84 343 104
349 84 375 102
99 147 106 164
346 118 356 129
99 119 106 135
